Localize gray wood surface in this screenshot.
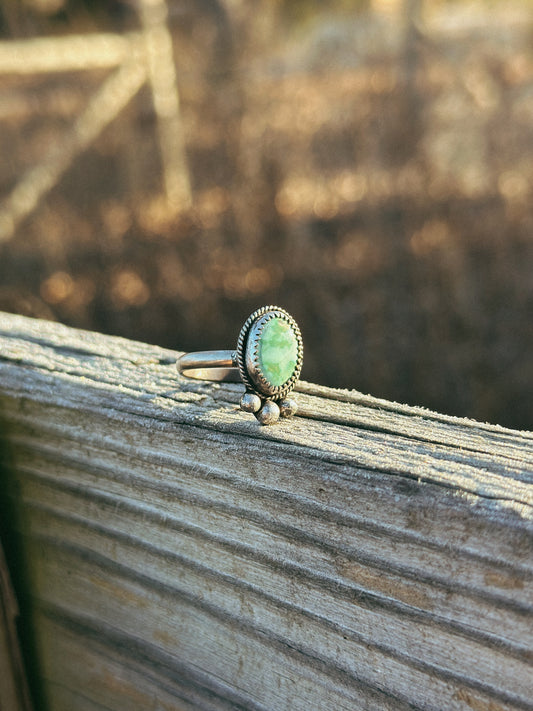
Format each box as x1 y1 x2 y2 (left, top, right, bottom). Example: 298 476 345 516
0 310 531 711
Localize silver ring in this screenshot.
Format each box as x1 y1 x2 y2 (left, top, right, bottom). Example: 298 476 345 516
178 306 303 425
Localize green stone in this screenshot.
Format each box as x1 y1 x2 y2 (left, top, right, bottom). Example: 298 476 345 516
258 317 298 387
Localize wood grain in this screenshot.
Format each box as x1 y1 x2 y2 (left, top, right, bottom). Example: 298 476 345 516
0 311 531 711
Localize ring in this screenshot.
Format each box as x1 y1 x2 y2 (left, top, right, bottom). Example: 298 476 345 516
177 306 303 425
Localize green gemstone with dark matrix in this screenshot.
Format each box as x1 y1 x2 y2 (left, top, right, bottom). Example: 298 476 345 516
258 317 298 387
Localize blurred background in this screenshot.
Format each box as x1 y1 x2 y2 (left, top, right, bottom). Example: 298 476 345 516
0 0 532 429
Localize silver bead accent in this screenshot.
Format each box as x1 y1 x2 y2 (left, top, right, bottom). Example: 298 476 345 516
279 398 298 418
255 400 280 425
240 392 262 413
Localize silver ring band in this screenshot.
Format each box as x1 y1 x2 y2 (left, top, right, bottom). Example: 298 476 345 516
177 350 238 382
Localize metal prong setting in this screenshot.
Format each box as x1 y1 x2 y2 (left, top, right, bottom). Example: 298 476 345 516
236 306 303 425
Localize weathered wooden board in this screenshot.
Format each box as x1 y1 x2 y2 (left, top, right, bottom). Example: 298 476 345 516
0 311 532 711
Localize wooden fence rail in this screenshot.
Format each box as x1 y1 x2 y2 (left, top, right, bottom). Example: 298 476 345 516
0 311 532 710
0 0 190 245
